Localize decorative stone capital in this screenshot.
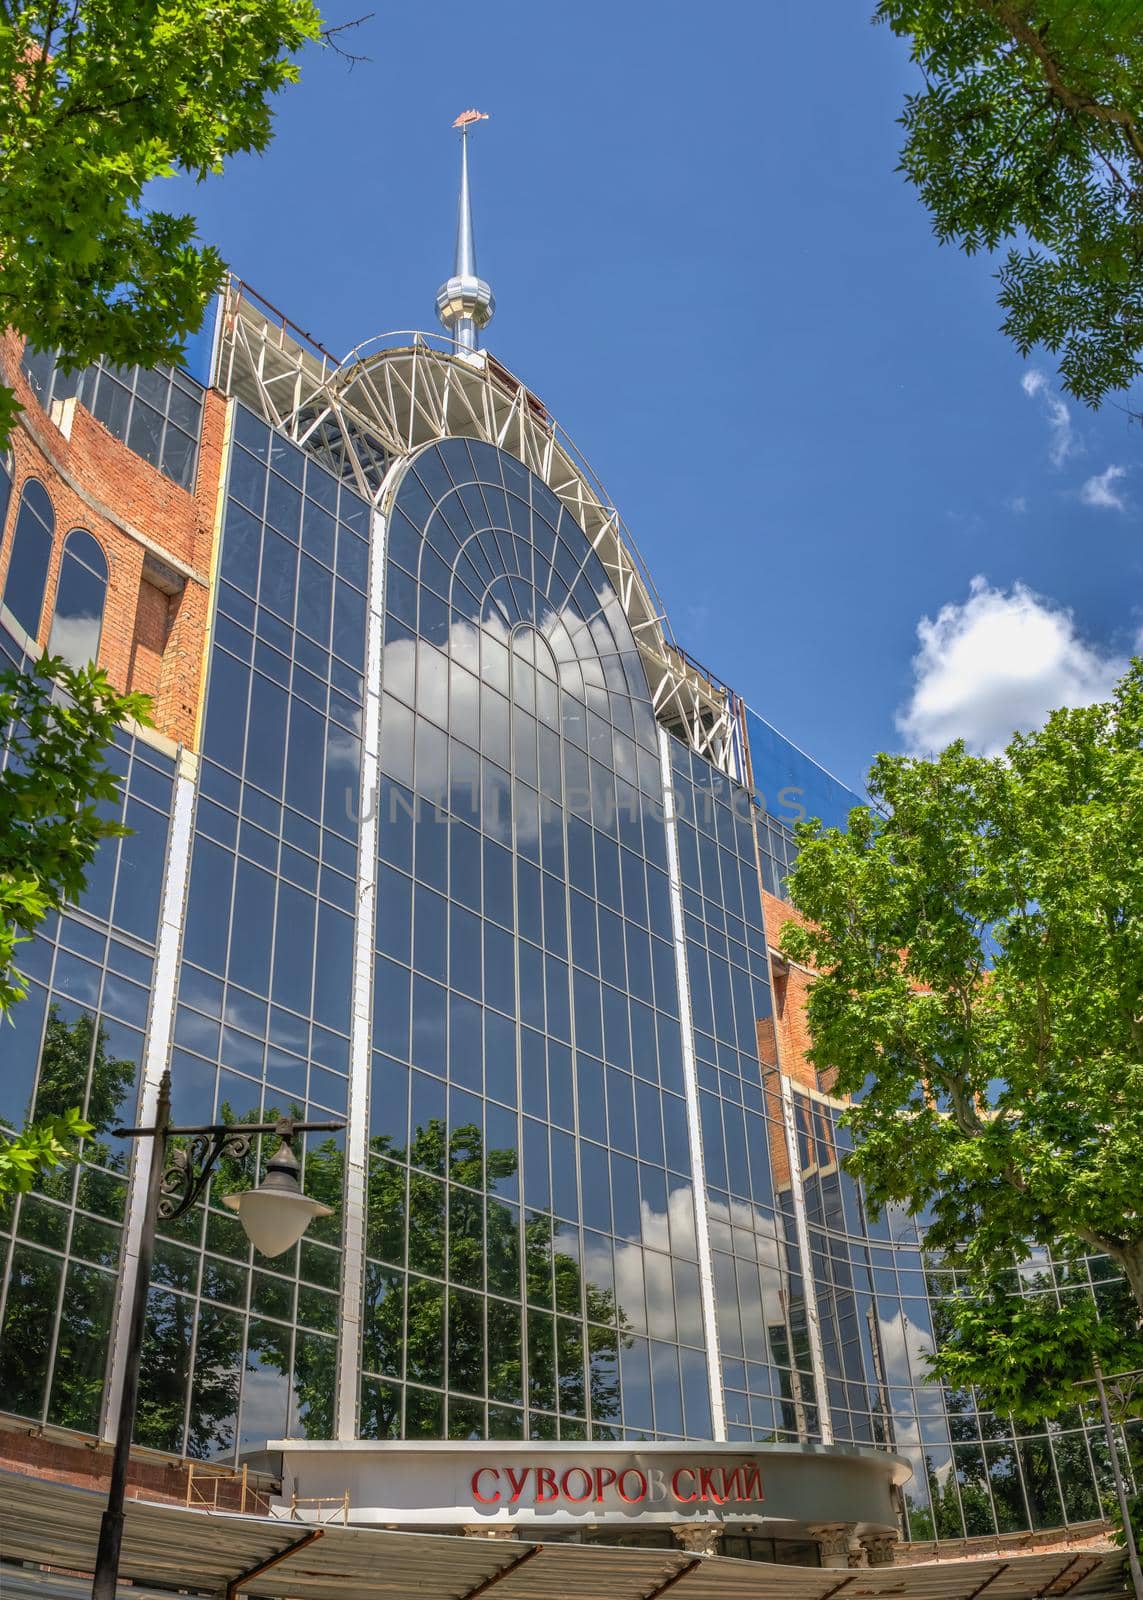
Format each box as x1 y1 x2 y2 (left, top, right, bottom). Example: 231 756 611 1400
860 1533 898 1567
806 1522 858 1568
462 1524 518 1539
672 1523 723 1556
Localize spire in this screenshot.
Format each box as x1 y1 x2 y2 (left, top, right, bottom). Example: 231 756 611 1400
436 111 495 352
454 120 477 280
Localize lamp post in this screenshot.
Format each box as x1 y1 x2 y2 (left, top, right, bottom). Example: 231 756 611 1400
90 1067 344 1600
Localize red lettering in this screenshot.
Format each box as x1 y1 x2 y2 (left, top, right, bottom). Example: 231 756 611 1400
561 1467 593 1503
698 1467 724 1504
471 1459 761 1511
617 1468 648 1504
505 1466 529 1504
472 1467 500 1505
671 1466 698 1503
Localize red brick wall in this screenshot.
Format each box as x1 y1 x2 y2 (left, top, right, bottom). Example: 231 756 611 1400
1 1425 195 1506
0 1426 272 1514
0 332 223 749
760 889 828 1093
127 578 172 700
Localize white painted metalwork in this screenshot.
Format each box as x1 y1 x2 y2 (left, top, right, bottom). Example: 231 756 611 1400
659 726 727 1441
212 280 741 777
335 504 390 1438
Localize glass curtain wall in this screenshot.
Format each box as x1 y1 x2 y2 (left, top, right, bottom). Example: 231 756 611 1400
788 1089 1140 1538
362 438 713 1443
0 622 174 1433
145 406 367 1458
667 741 821 1442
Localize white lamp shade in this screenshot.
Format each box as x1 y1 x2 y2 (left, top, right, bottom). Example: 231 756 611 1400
223 1187 332 1258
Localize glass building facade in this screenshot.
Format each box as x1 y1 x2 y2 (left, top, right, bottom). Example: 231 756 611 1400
0 299 1138 1552
361 436 713 1445
0 624 174 1438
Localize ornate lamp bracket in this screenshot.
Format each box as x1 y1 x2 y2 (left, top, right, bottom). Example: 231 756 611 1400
156 1118 295 1221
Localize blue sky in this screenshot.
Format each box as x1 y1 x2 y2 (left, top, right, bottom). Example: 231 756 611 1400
168 0 1141 796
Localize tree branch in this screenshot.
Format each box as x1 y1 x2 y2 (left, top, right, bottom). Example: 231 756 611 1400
949 1079 986 1138
1035 975 1051 1073
57 92 152 122
989 0 1143 169
320 12 374 66
28 2 62 118
1092 143 1131 192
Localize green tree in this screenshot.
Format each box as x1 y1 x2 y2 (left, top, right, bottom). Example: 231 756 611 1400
879 1 1143 405
780 658 1143 1418
0 0 330 448
933 1260 1143 1425
0 658 148 1195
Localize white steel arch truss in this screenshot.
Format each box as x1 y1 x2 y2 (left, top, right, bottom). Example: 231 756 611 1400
214 278 745 778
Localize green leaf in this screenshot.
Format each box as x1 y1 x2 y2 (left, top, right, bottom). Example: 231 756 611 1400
876 1 1143 406
0 0 324 440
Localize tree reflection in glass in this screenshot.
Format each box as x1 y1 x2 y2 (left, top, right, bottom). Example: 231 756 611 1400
131 1101 343 1459
363 1119 629 1437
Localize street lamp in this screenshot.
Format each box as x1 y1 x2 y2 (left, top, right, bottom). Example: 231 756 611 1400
90 1066 344 1600
222 1134 332 1257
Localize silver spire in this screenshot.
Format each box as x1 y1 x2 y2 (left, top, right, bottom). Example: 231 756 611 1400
436 110 495 352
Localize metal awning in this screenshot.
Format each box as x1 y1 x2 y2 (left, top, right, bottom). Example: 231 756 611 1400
0 1471 1127 1600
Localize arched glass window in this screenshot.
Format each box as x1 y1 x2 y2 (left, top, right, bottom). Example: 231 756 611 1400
0 451 12 536
48 529 109 667
1 478 54 640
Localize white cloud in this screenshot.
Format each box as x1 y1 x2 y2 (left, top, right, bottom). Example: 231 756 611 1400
1021 368 1076 466
1006 495 1027 514
1080 464 1128 511
377 602 618 842
897 576 1127 756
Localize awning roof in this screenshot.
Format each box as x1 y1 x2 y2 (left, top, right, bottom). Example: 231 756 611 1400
1 1471 1127 1600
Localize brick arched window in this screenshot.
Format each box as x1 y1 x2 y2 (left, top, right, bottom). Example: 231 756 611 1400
48 528 109 667
1 477 55 641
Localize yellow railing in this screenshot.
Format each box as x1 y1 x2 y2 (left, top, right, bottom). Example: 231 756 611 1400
185 1462 272 1517
289 1491 351 1526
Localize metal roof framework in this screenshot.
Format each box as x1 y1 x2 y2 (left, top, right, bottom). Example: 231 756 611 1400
1 1472 1127 1600
213 278 744 778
